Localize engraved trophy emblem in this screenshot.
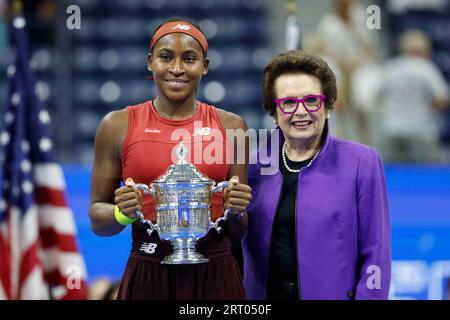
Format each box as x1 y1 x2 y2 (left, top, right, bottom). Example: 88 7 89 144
134 142 230 264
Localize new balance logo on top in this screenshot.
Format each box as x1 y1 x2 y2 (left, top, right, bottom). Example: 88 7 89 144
144 128 161 133
193 127 211 136
172 24 190 31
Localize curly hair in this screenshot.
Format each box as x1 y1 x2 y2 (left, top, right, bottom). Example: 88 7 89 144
262 50 337 116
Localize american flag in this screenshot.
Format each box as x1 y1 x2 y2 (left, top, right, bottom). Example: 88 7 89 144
0 17 87 299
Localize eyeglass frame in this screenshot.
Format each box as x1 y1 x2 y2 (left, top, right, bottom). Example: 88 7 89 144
274 94 326 114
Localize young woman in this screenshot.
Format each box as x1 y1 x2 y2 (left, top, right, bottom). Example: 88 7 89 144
89 19 252 299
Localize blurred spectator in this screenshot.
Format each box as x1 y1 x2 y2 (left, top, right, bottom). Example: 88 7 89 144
375 30 449 163
303 32 348 138
317 0 376 72
317 0 378 142
350 60 383 146
89 278 120 300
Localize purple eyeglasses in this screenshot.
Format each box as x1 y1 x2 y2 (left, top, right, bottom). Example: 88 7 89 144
274 94 326 114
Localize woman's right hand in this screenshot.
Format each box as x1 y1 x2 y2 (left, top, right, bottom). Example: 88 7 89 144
114 177 143 220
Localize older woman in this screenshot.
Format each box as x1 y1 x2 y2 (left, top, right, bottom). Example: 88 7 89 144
243 50 391 300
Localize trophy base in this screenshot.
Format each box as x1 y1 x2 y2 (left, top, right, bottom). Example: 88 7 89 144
161 238 209 265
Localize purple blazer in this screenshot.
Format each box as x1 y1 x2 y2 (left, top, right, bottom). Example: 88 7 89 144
242 126 391 300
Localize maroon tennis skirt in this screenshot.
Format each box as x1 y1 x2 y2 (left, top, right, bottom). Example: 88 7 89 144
117 222 246 300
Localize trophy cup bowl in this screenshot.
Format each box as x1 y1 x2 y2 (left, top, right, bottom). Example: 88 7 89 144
134 142 230 265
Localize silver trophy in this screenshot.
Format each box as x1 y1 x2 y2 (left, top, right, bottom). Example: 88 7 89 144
134 142 230 265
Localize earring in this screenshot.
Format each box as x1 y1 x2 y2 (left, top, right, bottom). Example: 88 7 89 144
326 113 330 119
273 119 278 125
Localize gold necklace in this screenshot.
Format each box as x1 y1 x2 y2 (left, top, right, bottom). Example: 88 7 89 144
153 99 198 119
282 141 321 173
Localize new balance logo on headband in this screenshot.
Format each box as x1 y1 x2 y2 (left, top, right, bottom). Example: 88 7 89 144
150 21 208 53
172 24 190 31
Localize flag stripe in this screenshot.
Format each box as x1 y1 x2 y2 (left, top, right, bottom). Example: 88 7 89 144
34 163 66 190
35 186 67 207
18 240 41 293
40 228 79 252
0 226 11 299
39 248 87 279
19 267 48 299
0 281 7 300
44 270 88 300
38 205 76 234
20 205 39 255
9 207 20 299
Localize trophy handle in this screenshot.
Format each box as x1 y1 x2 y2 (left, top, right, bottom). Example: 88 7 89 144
134 183 160 236
209 209 234 233
209 181 234 232
209 181 230 233
135 183 156 197
211 181 230 193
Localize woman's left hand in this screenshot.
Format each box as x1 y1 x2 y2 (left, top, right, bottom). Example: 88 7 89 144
224 176 252 215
